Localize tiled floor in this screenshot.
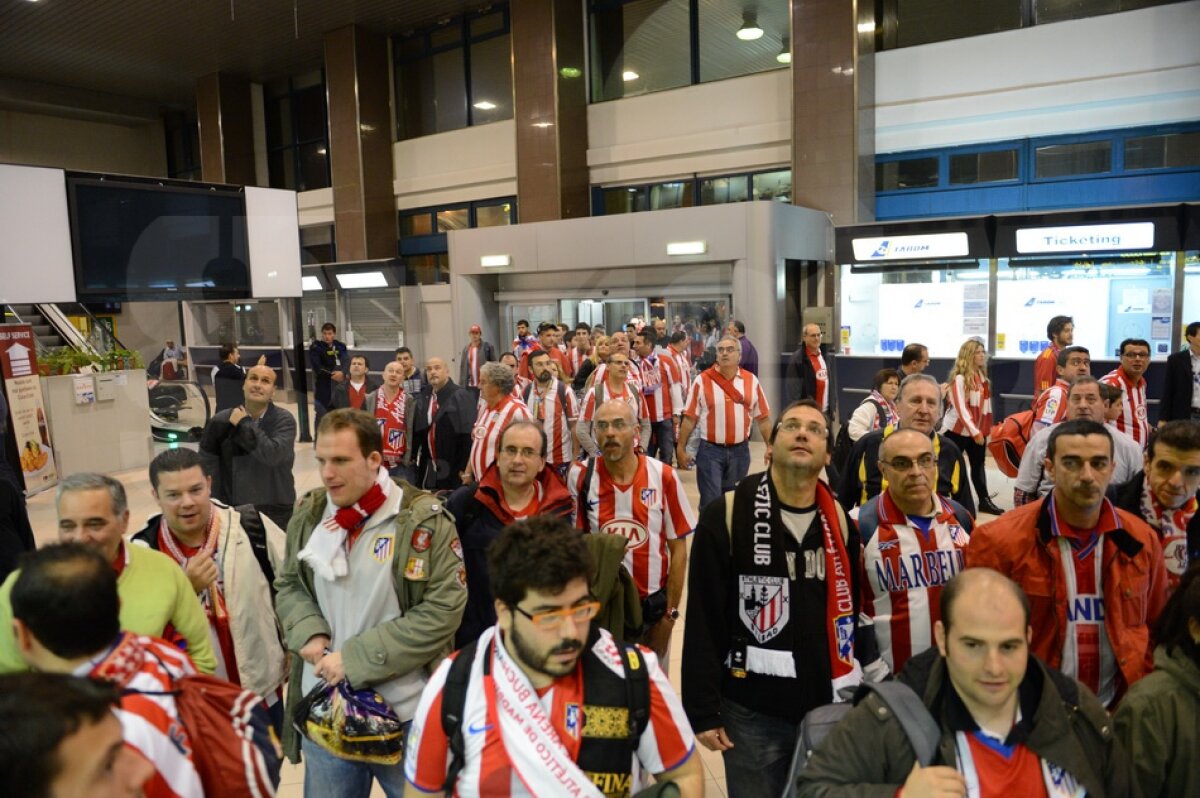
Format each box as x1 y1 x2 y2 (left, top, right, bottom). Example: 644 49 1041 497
23 402 1012 797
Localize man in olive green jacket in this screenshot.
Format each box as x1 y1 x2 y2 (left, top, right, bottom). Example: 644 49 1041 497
796 569 1130 798
274 409 466 794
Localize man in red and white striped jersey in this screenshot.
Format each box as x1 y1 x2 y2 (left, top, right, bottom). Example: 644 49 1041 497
518 322 572 382
403 517 701 797
1101 338 1152 447
566 324 593 377
1032 346 1091 432
576 352 651 458
857 429 974 675
634 328 685 466
570 400 696 660
466 362 531 483
677 335 772 511
666 330 693 382
591 331 644 392
522 350 578 476
11 544 206 798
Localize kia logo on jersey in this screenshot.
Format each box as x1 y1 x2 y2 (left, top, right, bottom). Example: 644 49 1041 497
601 519 649 549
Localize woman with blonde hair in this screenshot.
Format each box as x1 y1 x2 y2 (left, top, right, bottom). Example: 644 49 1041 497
939 338 1001 515
572 334 610 396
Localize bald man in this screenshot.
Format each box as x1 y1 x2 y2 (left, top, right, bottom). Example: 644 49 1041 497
199 363 297 530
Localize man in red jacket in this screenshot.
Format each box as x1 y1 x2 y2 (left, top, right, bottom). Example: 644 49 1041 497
968 418 1168 707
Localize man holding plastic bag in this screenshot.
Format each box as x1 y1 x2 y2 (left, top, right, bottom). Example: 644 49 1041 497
276 408 467 796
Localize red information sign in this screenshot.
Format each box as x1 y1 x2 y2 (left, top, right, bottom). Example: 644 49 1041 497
0 325 58 494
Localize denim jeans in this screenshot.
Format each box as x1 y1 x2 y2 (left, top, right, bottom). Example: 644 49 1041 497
695 440 750 512
301 735 409 798
647 419 676 466
721 698 800 798
388 464 416 484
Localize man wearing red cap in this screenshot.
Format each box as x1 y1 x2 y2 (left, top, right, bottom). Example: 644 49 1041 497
459 324 495 404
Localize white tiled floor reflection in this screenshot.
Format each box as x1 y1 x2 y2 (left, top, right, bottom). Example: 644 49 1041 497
22 401 1010 797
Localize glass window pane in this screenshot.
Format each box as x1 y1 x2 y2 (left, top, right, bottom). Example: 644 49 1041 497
698 0 789 83
430 22 463 49
475 202 514 227
298 142 330 191
997 254 1175 361
949 149 1018 184
1033 0 1169 25
603 186 650 214
397 48 468 139
1125 132 1200 170
265 96 293 148
294 85 327 143
893 0 1022 48
752 170 792 201
469 33 513 124
268 149 295 190
700 175 749 205
590 0 691 101
471 10 505 38
876 158 939 191
436 208 469 232
405 254 449 285
1035 140 1111 178
650 181 694 210
400 213 435 237
840 260 990 359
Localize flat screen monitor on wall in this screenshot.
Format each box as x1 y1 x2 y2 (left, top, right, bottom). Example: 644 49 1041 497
66 174 252 302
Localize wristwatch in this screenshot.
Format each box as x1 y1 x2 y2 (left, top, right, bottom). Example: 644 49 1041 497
665 607 680 622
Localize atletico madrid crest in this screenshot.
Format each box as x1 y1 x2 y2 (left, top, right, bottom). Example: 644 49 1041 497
738 575 790 644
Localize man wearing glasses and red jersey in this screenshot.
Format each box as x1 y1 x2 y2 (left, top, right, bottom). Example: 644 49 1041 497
403 516 702 798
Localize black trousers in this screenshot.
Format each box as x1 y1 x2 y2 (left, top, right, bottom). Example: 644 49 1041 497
945 430 990 507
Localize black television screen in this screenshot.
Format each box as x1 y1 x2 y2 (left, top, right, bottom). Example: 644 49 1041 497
67 175 251 301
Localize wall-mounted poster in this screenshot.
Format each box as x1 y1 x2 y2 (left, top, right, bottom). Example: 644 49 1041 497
0 325 58 495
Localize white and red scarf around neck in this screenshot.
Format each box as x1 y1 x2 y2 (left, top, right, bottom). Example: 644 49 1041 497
298 467 392 581
1139 478 1194 589
375 386 407 464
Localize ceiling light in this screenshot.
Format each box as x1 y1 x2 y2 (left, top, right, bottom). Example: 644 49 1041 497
335 271 388 289
302 276 323 291
737 11 764 41
480 255 511 268
667 241 707 256
532 121 553 129
857 21 877 35
622 70 639 82
473 100 497 111
777 36 791 64
559 66 582 79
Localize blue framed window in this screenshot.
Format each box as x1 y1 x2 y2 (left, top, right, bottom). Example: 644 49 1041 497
264 70 331 192
593 168 791 214
398 197 518 260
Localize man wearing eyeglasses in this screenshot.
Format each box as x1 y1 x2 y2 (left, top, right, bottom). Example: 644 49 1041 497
682 400 862 798
576 353 651 458
1101 338 1152 447
968 419 1169 708
570 401 695 662
448 421 573 647
838 373 975 516
404 516 703 798
857 429 973 677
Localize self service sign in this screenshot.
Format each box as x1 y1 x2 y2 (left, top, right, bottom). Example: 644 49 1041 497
1015 222 1156 254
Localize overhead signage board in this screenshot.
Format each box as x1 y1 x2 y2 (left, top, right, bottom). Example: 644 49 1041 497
1015 222 1155 254
850 232 970 262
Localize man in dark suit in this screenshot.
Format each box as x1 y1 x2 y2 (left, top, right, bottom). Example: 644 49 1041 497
1159 321 1200 424
412 356 476 490
784 323 837 418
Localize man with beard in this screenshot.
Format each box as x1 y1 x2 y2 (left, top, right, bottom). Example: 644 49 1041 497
570 401 695 662
412 357 476 490
522 350 579 477
404 517 702 798
969 419 1169 707
447 421 573 646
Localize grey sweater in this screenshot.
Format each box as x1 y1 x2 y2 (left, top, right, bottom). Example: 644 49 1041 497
199 403 297 508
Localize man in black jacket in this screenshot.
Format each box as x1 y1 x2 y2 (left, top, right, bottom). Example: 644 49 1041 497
784 324 837 417
682 400 862 798
411 357 476 491
307 323 347 430
213 342 265 414
446 421 572 647
1159 321 1200 423
1108 419 1200 589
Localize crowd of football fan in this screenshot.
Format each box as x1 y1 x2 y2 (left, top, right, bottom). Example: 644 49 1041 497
1 311 1199 798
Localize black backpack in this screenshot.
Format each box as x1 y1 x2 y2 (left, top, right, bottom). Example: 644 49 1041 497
830 399 884 481
439 631 650 792
781 681 940 798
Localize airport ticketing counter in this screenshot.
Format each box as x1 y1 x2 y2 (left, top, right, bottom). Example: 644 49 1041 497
835 204 1192 422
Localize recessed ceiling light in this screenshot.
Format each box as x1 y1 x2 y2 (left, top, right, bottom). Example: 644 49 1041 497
777 36 791 64
622 70 640 82
473 100 497 110
335 272 388 289
302 276 323 291
737 11 764 41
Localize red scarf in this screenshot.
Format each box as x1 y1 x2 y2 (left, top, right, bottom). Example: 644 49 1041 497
703 366 747 406
815 480 857 689
158 511 240 684
375 387 407 465
331 481 388 548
